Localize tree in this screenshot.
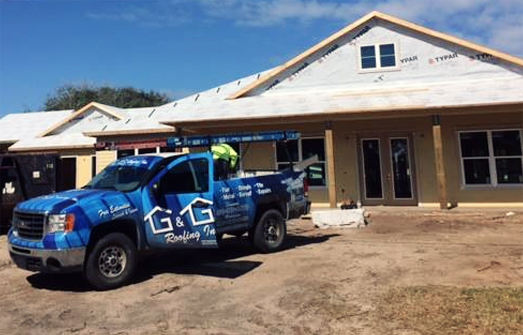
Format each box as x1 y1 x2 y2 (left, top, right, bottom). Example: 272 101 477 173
44 84 170 111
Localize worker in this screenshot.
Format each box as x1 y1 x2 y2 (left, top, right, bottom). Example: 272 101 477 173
211 143 238 180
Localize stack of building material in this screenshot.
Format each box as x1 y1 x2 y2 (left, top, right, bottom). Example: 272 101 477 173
311 208 367 229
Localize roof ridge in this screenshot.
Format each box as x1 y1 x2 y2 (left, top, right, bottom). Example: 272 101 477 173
227 10 523 100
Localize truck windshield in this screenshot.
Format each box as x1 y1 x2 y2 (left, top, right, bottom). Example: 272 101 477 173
85 156 159 192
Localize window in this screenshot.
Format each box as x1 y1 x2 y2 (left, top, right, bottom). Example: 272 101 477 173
359 43 397 70
117 149 135 159
276 138 326 186
459 130 522 186
138 147 157 154
160 159 209 194
160 146 180 153
86 164 149 192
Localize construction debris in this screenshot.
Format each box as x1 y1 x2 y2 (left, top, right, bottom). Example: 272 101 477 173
312 208 367 229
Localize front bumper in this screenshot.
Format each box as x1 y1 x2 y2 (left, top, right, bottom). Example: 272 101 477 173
9 244 85 273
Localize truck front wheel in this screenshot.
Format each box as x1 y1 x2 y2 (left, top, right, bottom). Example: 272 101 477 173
84 232 137 290
253 209 286 253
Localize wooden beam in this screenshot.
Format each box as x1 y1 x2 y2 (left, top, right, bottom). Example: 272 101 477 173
39 102 125 137
325 125 337 209
432 116 448 209
374 12 523 67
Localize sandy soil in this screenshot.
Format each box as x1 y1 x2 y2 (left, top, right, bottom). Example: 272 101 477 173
0 208 522 335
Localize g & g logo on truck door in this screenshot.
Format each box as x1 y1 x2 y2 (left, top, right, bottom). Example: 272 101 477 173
179 198 214 226
144 197 215 235
144 207 175 234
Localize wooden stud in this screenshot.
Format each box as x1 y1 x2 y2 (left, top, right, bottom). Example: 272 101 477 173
325 125 337 209
432 117 448 209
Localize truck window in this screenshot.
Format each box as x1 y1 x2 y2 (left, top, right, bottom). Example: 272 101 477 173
160 159 209 194
86 165 149 192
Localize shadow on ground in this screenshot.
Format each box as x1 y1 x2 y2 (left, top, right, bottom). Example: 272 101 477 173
26 233 338 292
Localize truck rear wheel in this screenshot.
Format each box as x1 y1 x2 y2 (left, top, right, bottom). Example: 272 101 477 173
253 209 286 253
84 232 137 290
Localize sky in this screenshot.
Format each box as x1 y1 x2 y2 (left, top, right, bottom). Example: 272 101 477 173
0 0 522 117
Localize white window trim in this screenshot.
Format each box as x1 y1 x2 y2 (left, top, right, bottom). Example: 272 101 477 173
458 129 523 189
274 137 327 189
357 42 400 73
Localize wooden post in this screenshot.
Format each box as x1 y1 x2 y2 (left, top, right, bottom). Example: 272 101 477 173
325 123 337 209
432 115 448 209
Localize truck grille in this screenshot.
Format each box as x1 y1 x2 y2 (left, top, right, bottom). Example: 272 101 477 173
13 212 46 240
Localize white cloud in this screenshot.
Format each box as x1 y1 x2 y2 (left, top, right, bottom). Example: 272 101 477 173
194 0 361 26
194 0 523 56
160 88 197 100
87 2 192 27
87 0 523 57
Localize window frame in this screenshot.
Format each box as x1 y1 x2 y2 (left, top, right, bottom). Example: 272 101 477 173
275 136 327 188
357 42 400 72
458 129 523 188
160 158 209 195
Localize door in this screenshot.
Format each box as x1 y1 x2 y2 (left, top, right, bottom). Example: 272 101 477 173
56 157 76 191
359 135 417 206
142 153 218 248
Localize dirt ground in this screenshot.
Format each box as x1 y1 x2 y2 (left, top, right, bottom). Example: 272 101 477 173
0 208 522 335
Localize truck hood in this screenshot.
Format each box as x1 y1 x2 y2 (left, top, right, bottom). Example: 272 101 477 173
16 189 125 214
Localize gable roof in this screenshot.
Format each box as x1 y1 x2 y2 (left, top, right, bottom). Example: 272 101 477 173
228 11 523 100
0 109 74 144
83 106 174 137
38 101 125 137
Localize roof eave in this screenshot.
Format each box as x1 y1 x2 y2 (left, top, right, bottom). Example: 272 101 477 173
8 144 95 153
84 127 175 138
163 101 523 130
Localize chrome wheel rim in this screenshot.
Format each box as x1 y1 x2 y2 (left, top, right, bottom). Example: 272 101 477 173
264 218 280 243
98 246 126 278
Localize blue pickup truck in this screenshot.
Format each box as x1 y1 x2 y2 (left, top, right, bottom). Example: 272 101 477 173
8 151 309 290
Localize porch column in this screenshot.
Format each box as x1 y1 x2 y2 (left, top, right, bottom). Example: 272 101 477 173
432 115 448 209
325 122 337 208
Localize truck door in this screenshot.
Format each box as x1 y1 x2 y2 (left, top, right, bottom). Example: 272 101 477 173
142 154 217 248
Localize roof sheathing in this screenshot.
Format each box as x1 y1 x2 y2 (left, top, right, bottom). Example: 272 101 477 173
0 110 74 144
159 74 523 129
228 11 523 100
8 133 96 152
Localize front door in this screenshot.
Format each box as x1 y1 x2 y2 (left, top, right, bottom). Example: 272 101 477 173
359 135 417 206
142 153 218 248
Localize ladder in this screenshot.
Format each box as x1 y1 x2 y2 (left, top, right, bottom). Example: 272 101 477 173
166 131 300 148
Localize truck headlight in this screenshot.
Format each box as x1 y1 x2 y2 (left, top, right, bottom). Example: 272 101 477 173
48 214 75 233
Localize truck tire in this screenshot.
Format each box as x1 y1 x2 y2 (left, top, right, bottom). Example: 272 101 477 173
84 232 137 290
253 209 286 253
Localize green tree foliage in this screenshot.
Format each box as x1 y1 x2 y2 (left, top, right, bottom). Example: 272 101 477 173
44 84 170 110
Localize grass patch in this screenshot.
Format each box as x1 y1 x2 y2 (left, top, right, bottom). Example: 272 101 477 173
376 286 523 335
